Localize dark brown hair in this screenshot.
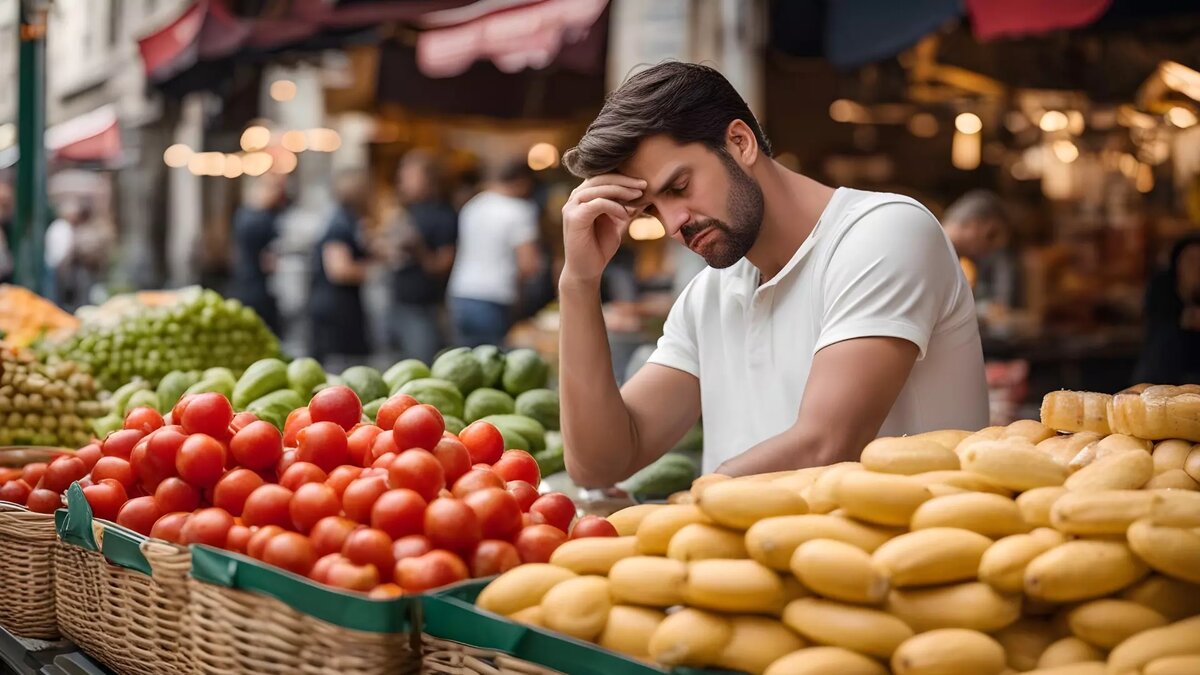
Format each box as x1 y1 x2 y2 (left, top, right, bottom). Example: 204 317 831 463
562 62 772 178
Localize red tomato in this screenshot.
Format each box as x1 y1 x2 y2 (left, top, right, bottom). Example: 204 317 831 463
296 421 351 473
325 465 362 499
371 452 398 470
505 480 539 512
513 524 568 563
309 386 363 432
424 497 481 554
246 524 285 559
0 479 32 505
212 469 265 517
375 395 418 433
229 411 259 434
277 449 298 476
180 507 235 547
463 488 523 541
431 436 472 486
102 429 144 460
342 475 389 524
226 524 253 553
149 512 190 543
570 515 618 539
241 484 294 529
392 404 444 451
229 421 284 471
124 406 165 434
370 488 427 540
75 444 102 471
290 483 341 534
309 516 359 557
283 407 312 447
82 480 128 522
262 531 318 576
326 560 380 592
170 394 196 426
279 461 328 492
468 539 522 577
458 421 504 465
134 427 185 488
387 449 445 502
529 493 575 533
492 450 541 487
42 455 88 493
310 553 348 583
395 550 468 593
368 583 404 599
175 434 227 488
26 488 63 513
369 431 400 464
341 527 395 581
180 393 234 438
450 467 506 499
347 424 384 466
21 462 47 488
391 534 433 562
154 477 201 514
91 456 135 490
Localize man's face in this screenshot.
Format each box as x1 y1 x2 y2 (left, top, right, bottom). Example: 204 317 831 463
621 135 763 268
398 162 431 202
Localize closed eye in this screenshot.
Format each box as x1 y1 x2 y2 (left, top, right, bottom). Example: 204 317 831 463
667 182 688 196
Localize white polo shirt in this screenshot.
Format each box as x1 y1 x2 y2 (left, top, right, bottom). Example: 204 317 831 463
647 187 990 473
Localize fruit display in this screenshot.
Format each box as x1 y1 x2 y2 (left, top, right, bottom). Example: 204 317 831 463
46 288 280 391
30 385 596 597
0 284 79 348
474 387 1200 674
0 346 106 448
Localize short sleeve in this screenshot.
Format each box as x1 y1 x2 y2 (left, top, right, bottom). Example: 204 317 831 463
815 202 962 359
645 277 702 378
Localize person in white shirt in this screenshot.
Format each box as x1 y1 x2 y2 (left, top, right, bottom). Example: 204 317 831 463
447 160 544 347
557 62 989 483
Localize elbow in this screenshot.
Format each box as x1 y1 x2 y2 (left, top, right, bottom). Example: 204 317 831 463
563 446 625 489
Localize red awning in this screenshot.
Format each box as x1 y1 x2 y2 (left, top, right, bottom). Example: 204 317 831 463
416 0 609 78
45 105 122 163
966 0 1114 41
137 0 206 80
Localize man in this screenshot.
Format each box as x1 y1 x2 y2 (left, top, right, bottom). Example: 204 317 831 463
447 159 543 347
942 189 1021 318
229 175 289 334
309 169 373 366
389 150 457 364
558 62 988 485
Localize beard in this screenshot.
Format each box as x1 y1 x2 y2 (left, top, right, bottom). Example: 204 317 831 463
680 151 764 269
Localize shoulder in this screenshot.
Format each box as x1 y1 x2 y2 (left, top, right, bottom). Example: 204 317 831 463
824 190 950 259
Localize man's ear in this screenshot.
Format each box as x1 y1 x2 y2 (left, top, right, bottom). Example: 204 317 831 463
726 120 759 166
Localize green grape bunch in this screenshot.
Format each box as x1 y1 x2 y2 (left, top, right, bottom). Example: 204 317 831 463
49 289 281 392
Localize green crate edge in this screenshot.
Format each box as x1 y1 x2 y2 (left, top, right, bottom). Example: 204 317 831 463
423 579 744 675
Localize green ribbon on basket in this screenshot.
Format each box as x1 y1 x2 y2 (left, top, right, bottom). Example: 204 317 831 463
58 483 99 552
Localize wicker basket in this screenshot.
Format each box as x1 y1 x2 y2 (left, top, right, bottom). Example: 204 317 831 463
420 635 561 675
184 578 418 675
0 502 59 638
53 523 191 675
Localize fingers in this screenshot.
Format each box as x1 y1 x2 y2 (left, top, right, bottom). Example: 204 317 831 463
568 198 633 229
571 173 646 197
571 183 644 205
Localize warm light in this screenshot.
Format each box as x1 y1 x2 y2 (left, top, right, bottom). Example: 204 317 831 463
270 80 297 102
187 152 225 177
955 113 982 135
1118 105 1157 130
829 99 866 124
1139 139 1170 166
281 130 308 153
242 152 273 177
527 142 560 171
908 113 939 138
629 216 665 241
1167 106 1198 128
1136 163 1154 193
1010 161 1036 181
1004 111 1029 133
1052 140 1079 163
1067 111 1085 135
270 149 298 174
240 126 271 152
1118 153 1139 179
1161 61 1200 102
1039 110 1069 132
952 130 981 170
222 154 244 179
163 143 192 168
305 128 341 153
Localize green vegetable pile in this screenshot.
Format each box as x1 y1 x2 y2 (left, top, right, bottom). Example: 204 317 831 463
0 347 107 447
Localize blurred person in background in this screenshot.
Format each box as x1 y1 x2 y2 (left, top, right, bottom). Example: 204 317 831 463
447 159 544 347
0 183 13 284
43 200 92 309
388 150 457 363
1135 234 1200 384
309 169 373 366
942 190 1021 322
229 175 289 335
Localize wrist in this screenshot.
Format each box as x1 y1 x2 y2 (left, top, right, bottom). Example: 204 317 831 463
558 267 603 293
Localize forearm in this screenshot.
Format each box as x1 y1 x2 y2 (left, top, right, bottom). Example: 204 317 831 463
558 275 639 487
715 425 864 477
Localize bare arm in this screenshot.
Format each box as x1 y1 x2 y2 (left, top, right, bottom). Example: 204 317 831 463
715 336 919 477
515 241 542 281
322 241 369 285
